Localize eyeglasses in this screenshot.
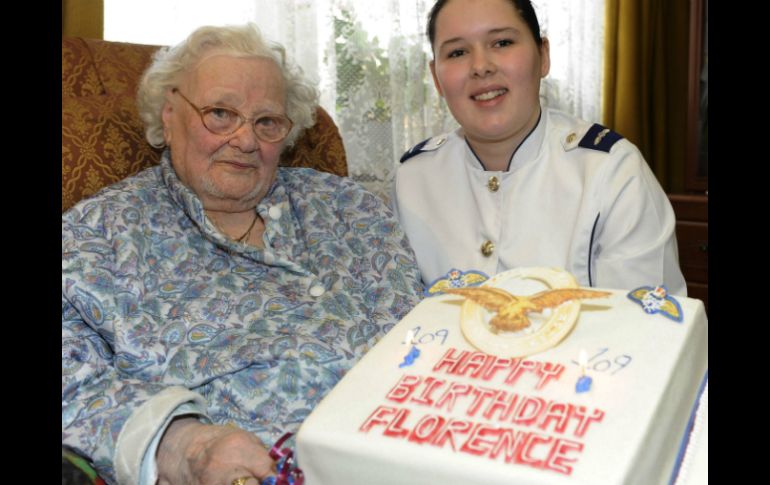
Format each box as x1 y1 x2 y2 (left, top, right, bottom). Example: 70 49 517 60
172 88 293 143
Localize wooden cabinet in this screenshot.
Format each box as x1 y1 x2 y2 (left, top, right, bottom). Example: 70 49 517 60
666 0 707 311
669 194 707 312
685 0 708 192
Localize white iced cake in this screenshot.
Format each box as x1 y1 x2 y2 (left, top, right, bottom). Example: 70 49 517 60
296 268 708 485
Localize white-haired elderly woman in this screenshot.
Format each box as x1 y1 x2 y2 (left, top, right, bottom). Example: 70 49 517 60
62 24 422 485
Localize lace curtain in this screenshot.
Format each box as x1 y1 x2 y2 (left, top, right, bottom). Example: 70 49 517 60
533 0 605 124
105 0 605 194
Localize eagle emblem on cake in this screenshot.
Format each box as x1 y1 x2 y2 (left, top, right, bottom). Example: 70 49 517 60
445 267 611 357
444 287 611 332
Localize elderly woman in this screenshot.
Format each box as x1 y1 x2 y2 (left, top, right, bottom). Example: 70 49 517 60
62 24 422 485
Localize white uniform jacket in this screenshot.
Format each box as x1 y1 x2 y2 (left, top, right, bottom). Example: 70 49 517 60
393 108 686 295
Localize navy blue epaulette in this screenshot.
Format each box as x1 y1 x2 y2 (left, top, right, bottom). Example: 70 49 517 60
578 123 624 153
399 134 449 163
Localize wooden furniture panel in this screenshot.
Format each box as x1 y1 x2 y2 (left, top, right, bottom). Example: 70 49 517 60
669 194 708 312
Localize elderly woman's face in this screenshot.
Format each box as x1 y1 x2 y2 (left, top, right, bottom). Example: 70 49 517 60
162 54 287 211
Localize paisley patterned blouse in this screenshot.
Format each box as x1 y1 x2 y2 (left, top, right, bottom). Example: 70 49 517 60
62 152 422 483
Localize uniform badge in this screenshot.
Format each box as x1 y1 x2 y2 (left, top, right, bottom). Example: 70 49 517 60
400 134 449 163
577 123 623 153
627 285 683 322
424 268 489 297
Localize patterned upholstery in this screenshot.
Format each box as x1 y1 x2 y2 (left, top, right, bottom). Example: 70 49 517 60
62 37 348 212
83 38 160 96
281 107 348 174
62 38 104 98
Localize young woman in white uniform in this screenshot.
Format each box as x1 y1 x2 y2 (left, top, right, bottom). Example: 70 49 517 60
393 0 686 295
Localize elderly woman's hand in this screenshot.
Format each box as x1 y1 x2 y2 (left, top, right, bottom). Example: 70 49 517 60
157 417 275 485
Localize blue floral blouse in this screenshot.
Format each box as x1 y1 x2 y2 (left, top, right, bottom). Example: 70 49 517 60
62 152 423 482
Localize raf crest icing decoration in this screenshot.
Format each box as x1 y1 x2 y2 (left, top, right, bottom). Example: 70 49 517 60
424 268 489 297
627 285 683 322
445 267 610 357
444 287 610 333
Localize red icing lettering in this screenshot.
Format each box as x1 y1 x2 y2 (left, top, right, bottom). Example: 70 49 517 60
410 376 445 406
367 353 599 477
504 359 539 387
537 401 571 434
383 407 411 438
433 348 469 374
489 427 529 462
536 362 565 390
434 382 473 412
480 357 516 382
512 396 546 426
385 374 421 403
466 387 499 417
432 418 474 451
517 432 553 468
571 405 605 438
408 415 447 444
545 438 583 475
482 391 519 422
359 405 399 433
459 423 499 456
458 352 492 377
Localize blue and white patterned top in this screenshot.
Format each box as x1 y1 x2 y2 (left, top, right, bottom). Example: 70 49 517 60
62 152 423 483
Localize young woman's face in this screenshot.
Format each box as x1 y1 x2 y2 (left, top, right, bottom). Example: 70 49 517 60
430 0 549 146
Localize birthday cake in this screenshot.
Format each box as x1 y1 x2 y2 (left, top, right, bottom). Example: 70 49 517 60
296 267 708 485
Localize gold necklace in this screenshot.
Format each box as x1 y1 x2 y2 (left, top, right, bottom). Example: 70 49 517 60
209 211 259 244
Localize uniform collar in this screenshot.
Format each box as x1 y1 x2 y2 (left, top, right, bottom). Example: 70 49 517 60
462 107 546 172
507 107 546 172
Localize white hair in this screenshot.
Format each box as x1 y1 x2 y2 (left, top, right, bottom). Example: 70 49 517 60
137 23 319 149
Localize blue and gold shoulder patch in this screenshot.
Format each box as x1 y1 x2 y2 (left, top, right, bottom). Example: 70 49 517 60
400 134 449 163
578 123 623 153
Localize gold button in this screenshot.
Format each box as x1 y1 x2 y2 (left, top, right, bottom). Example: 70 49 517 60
487 176 500 192
481 240 495 257
566 133 576 143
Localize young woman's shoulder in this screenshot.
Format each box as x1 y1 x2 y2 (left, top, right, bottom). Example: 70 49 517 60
398 129 464 166
546 108 636 157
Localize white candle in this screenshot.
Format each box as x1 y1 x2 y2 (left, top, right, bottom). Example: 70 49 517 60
578 349 588 376
404 329 415 346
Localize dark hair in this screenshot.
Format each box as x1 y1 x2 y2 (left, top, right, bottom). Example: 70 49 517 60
426 0 543 52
